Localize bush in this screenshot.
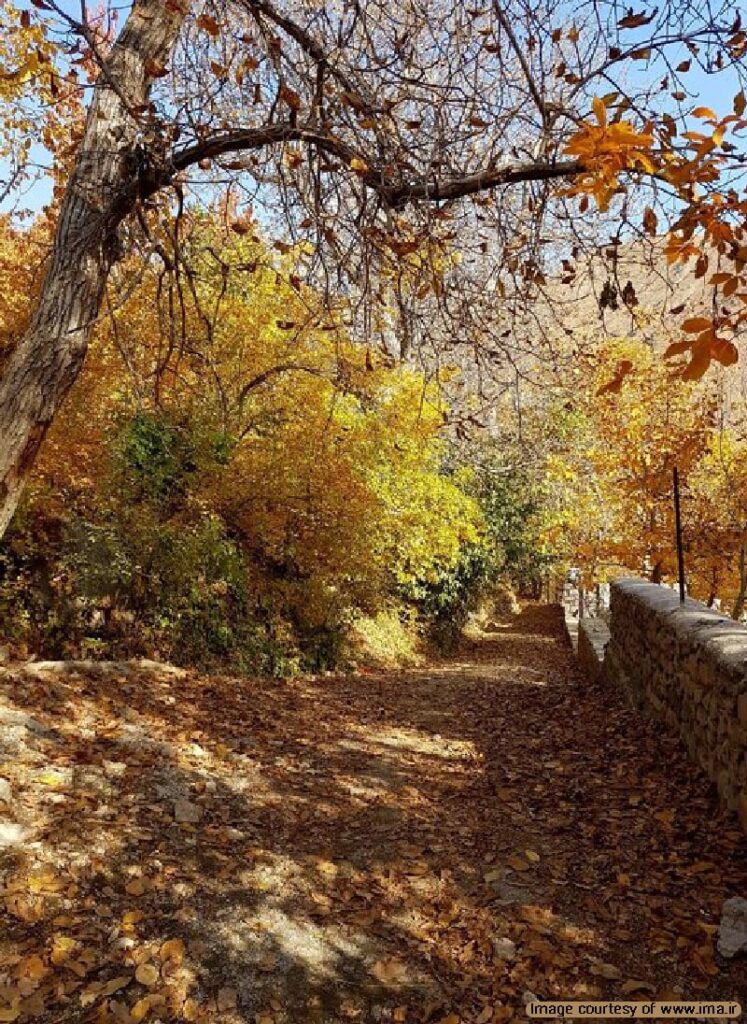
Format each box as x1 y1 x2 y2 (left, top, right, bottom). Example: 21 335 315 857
348 606 424 668
400 542 494 651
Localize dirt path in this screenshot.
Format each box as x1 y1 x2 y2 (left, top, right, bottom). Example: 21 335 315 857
1 605 746 1023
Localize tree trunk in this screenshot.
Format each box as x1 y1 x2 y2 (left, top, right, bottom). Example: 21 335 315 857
733 542 747 621
0 0 187 538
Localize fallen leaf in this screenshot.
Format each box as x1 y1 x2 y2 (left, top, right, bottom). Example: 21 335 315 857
372 957 408 984
622 980 655 995
135 963 159 987
159 939 185 966
217 987 238 1011
591 962 622 980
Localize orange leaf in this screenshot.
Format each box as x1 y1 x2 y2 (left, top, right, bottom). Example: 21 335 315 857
682 340 712 380
682 317 713 333
643 206 658 235
663 340 692 359
196 13 219 36
711 337 738 366
592 96 607 127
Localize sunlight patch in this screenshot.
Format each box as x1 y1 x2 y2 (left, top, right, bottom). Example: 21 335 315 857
342 725 476 760
214 906 373 981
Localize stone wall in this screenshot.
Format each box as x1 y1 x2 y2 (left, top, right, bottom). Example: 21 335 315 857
557 578 610 621
578 618 610 683
605 578 747 829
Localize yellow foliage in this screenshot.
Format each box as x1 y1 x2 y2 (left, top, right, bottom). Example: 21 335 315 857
25 207 484 639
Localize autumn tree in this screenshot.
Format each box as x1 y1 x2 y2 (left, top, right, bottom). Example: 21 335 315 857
0 0 746 535
0 208 487 665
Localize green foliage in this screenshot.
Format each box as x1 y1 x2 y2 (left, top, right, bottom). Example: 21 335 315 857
0 392 497 671
400 542 493 650
349 606 424 669
118 412 234 509
476 465 553 596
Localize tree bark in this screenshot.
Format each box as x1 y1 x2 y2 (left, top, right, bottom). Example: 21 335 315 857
733 541 747 621
0 0 187 537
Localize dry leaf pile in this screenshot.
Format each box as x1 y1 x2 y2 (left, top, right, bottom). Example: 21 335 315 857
0 605 745 1023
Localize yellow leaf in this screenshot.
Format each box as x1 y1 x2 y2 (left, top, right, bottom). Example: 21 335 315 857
591 962 622 979
135 963 159 987
622 980 655 995
130 997 153 1023
36 772 65 788
692 106 717 120
18 955 46 980
183 999 200 1021
372 957 408 984
100 975 132 998
592 96 607 127
159 938 185 966
506 854 530 872
51 936 77 965
350 157 369 174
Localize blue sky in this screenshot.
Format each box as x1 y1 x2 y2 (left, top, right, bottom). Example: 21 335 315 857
4 5 745 215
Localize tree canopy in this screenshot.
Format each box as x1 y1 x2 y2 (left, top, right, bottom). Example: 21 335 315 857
0 0 745 535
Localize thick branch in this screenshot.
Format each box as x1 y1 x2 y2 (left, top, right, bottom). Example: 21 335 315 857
165 125 585 207
236 362 327 405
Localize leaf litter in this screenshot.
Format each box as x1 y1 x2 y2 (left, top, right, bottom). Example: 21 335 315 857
0 606 745 1023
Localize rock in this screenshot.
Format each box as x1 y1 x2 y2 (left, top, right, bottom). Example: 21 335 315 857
174 798 202 824
0 777 10 804
717 896 747 958
43 792 67 805
0 822 30 848
492 937 517 961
